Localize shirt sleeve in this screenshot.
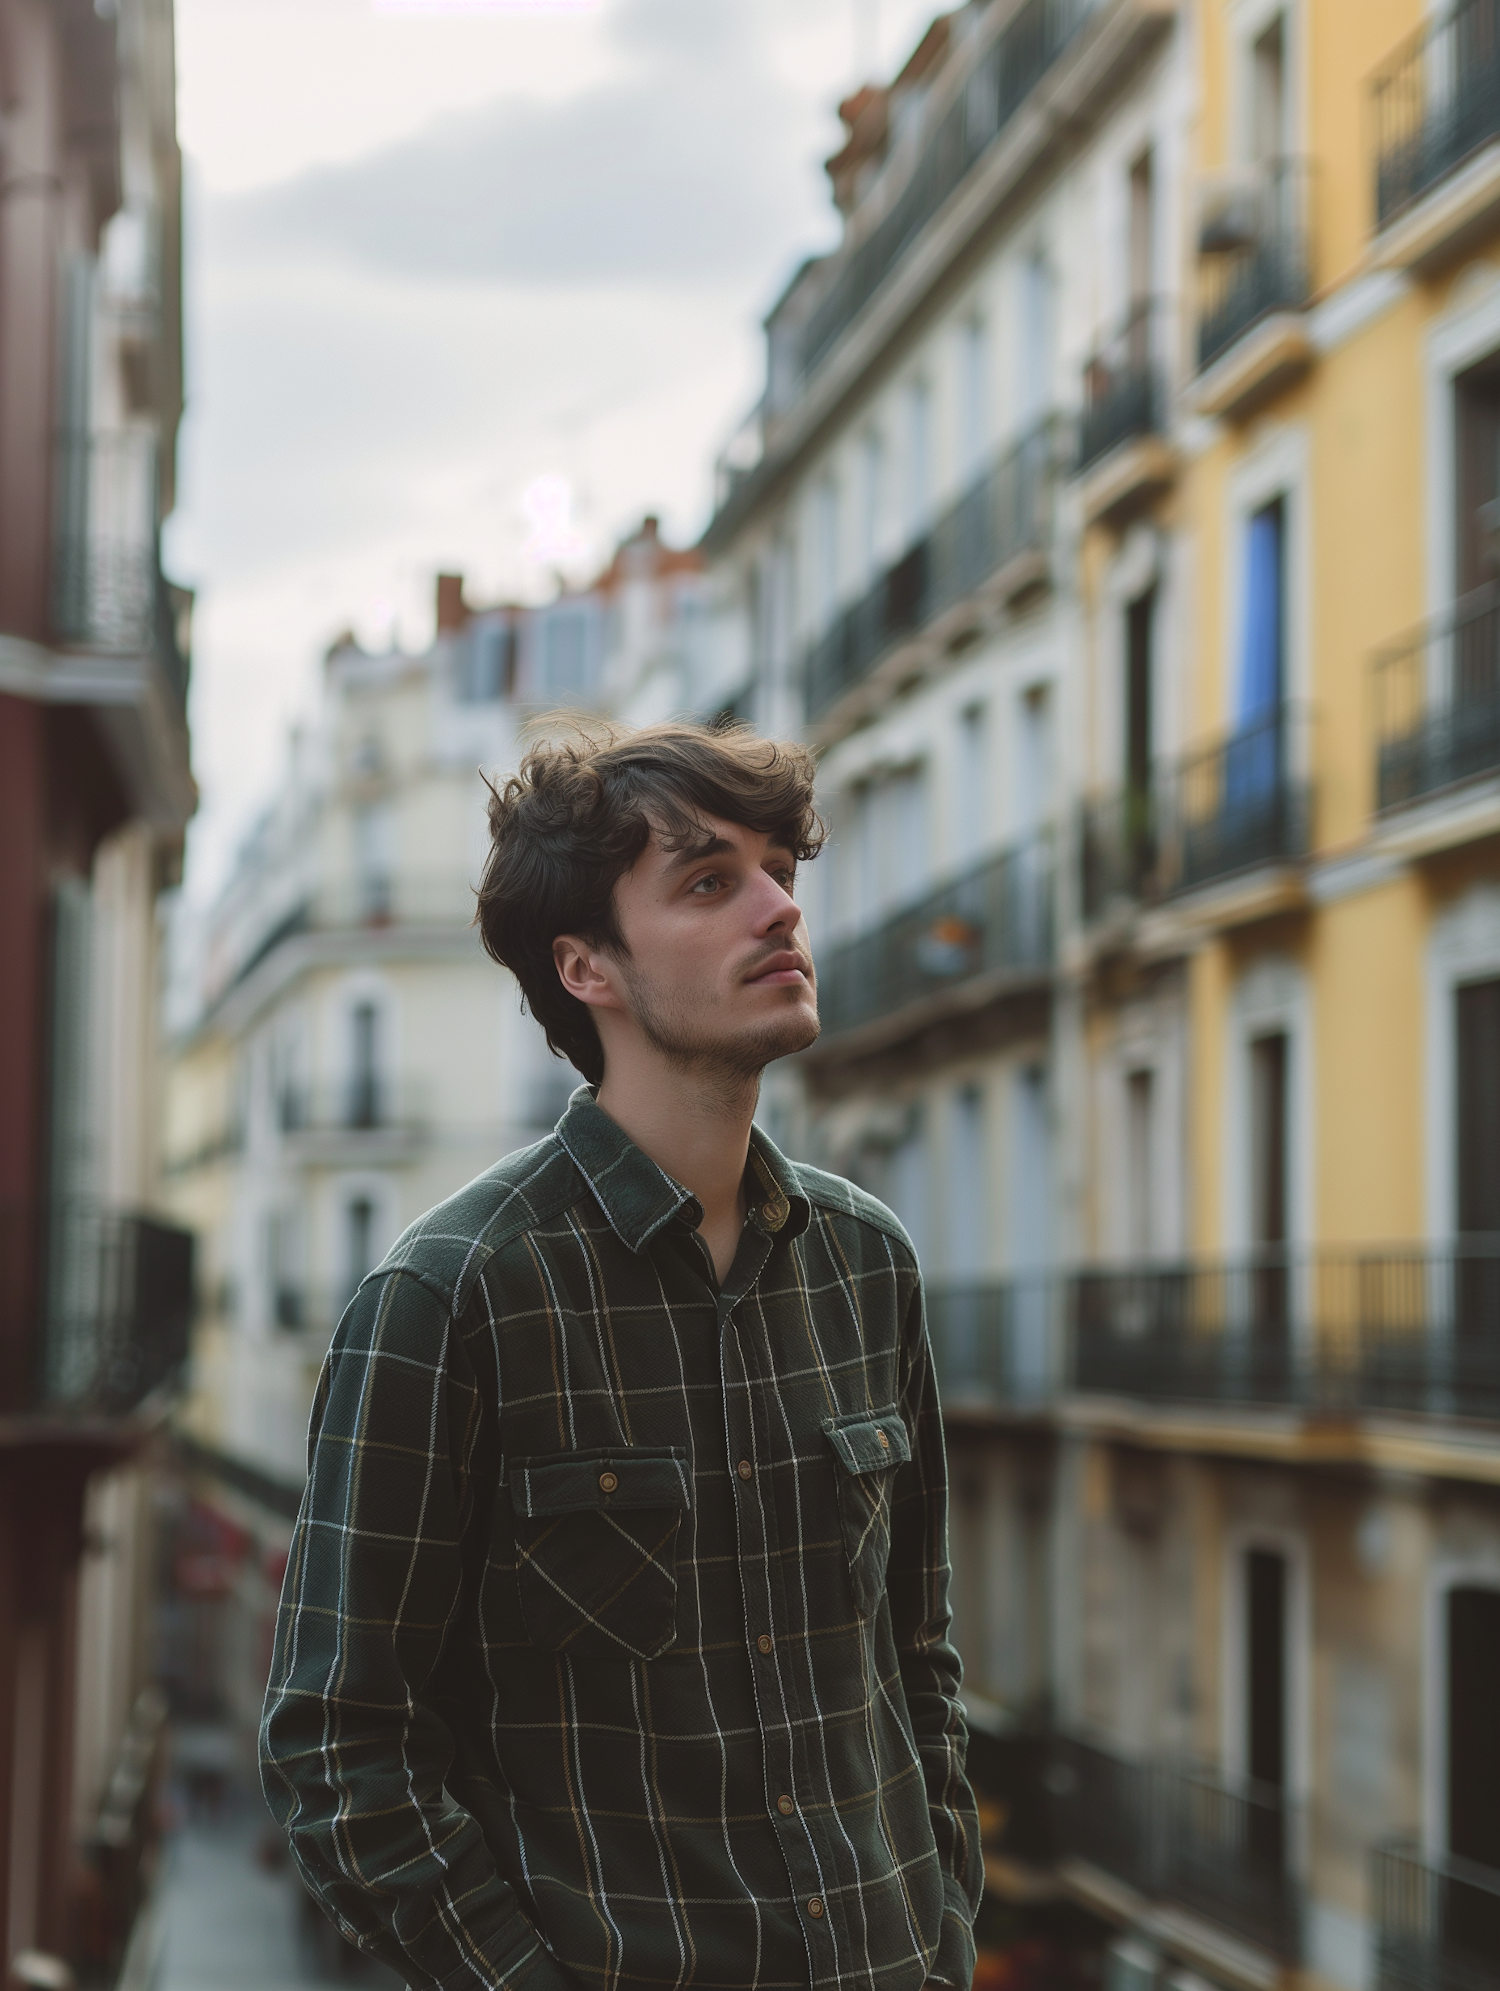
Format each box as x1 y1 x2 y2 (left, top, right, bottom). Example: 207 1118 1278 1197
888 1274 983 1991
259 1265 574 1991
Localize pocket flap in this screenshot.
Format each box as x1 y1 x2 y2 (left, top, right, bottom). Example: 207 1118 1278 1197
514 1447 690 1518
821 1408 911 1475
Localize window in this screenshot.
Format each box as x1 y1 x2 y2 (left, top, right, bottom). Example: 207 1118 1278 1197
1245 1547 1289 1869
347 1001 382 1129
859 430 884 583
1128 149 1155 313
534 603 598 698
1454 354 1500 597
1447 1587 1500 1880
956 703 988 863
958 319 987 477
1125 1068 1156 1259
1250 14 1288 166
1015 683 1053 836
814 476 841 623
948 1084 986 1281
346 1195 377 1301
460 619 513 702
1125 587 1156 796
1236 497 1286 738
1018 252 1053 427
904 378 931 538
1249 1029 1290 1352
354 804 393 923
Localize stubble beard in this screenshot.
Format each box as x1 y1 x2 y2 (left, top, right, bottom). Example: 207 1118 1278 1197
618 958 820 1100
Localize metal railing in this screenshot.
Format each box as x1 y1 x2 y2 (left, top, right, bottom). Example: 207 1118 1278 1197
40 1202 195 1415
926 1278 1062 1407
1373 0 1500 230
1052 1734 1303 1959
1078 299 1168 472
815 835 1054 1039
1074 1241 1500 1420
50 430 188 707
1197 158 1311 372
797 0 1100 385
277 1073 428 1136
1078 786 1159 922
1374 585 1500 812
1374 1840 1500 1991
805 418 1057 721
1156 705 1311 893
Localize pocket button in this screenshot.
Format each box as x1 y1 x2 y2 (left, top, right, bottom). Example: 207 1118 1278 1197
598 1471 618 1494
876 1429 890 1450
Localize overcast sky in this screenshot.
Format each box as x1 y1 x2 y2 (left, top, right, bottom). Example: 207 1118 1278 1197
168 0 942 897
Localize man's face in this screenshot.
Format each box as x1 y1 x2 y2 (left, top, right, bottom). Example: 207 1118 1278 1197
603 813 819 1078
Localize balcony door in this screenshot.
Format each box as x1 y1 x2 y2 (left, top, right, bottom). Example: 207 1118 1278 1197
1445 1586 1500 1959
1452 359 1500 772
1244 1547 1288 1871
1124 587 1156 887
1248 1029 1291 1379
1455 977 1500 1343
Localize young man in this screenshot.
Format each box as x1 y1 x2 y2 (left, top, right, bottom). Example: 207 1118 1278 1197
260 722 980 1991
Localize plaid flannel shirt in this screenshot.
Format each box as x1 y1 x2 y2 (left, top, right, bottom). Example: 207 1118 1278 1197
260 1088 980 1991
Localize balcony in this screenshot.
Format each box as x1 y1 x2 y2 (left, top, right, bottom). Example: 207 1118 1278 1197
1156 706 1310 899
1195 160 1313 418
926 1278 1062 1410
1079 786 1159 924
1374 585 1500 825
277 1075 429 1165
1374 1840 1500 1991
797 0 1102 388
51 429 189 709
1073 1242 1500 1422
805 419 1057 727
35 1201 195 1418
1076 301 1177 524
1372 0 1500 273
1052 1734 1303 1963
813 836 1053 1049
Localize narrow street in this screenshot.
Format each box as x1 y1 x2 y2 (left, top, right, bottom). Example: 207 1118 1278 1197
155 1759 399 1991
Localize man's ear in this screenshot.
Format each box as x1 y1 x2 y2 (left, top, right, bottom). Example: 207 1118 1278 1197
553 934 625 1012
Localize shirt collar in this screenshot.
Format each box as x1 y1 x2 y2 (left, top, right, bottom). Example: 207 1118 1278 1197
555 1086 811 1255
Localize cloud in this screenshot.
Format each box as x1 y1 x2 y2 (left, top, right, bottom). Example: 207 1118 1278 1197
212 0 820 288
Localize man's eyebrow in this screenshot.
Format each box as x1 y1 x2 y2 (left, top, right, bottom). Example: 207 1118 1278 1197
662 834 734 874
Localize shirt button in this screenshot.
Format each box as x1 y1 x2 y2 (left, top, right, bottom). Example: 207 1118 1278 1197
777 1794 795 1816
807 1897 825 1920
756 1633 773 1655
737 1459 753 1481
598 1471 618 1494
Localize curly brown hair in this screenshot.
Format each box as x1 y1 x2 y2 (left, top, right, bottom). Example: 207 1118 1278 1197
476 718 825 1086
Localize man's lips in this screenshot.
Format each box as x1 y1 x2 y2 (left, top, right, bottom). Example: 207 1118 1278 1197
744 952 812 987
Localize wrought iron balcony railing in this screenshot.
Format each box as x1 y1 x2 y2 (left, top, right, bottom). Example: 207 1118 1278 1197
1373 0 1500 231
1052 1733 1303 1960
1157 705 1311 892
925 1277 1062 1408
1374 584 1500 813
39 1201 195 1416
276 1073 428 1138
1078 785 1159 922
1075 1240 1500 1421
797 0 1100 386
51 430 188 708
1077 298 1169 472
1197 158 1311 373
814 834 1053 1040
805 418 1057 722
926 1242 1500 1423
1374 1839 1500 1991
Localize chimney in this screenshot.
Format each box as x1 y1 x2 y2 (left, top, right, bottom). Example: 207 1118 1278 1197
435 573 469 633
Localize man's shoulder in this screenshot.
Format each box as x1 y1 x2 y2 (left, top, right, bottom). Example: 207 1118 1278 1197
377 1132 586 1313
787 1160 918 1260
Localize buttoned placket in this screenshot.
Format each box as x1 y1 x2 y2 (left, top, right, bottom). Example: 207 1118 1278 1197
710 1210 839 1980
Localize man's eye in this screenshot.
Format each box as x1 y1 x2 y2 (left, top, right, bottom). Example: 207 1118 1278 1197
689 873 724 895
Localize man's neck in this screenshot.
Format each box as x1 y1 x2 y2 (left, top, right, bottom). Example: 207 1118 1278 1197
595 1058 758 1279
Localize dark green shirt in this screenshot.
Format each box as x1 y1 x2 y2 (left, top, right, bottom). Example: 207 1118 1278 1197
260 1089 980 1991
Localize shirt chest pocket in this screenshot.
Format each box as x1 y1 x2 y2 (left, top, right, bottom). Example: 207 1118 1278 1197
511 1448 690 1661
822 1407 911 1619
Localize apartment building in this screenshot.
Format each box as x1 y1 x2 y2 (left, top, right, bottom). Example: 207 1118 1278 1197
707 4 1500 1991
161 520 722 1745
0 0 194 1977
